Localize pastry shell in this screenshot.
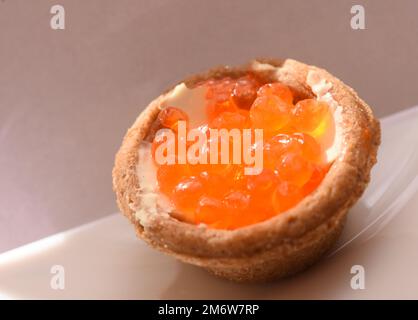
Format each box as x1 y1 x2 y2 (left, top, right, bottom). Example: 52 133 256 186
112 58 380 282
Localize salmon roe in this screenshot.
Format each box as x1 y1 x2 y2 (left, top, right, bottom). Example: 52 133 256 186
152 75 332 230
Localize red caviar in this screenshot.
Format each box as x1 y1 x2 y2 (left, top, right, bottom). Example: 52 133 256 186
158 106 189 132
152 75 332 230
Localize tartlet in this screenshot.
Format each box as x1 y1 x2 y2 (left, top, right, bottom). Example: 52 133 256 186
112 58 380 282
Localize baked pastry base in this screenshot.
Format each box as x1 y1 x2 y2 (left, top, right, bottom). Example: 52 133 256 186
113 58 380 282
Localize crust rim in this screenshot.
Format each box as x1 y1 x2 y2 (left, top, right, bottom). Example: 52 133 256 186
112 58 380 280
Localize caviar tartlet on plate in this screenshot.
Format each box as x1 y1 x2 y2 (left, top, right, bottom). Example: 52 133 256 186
113 59 380 282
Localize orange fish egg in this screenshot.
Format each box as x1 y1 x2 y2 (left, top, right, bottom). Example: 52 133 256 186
171 176 205 221
198 171 232 198
205 78 235 101
291 99 329 133
222 190 253 229
158 106 189 132
246 169 279 194
272 181 304 213
263 134 297 170
205 78 237 121
249 95 291 131
290 133 323 164
156 163 191 195
257 82 293 105
209 111 249 130
206 100 238 122
277 152 314 187
195 196 226 226
230 75 260 109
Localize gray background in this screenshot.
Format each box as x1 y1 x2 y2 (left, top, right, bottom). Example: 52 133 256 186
1 0 417 253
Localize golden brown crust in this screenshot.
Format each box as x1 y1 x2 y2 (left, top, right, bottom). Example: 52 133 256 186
112 58 380 282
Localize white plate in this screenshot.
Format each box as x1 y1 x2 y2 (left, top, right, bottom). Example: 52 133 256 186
1 106 418 299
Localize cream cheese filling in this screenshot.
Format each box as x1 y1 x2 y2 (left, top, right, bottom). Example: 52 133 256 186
134 62 343 226
306 70 343 162
134 142 173 225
